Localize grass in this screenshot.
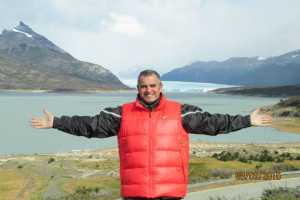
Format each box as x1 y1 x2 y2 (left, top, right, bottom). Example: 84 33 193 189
189 156 300 184
261 186 300 200
74 159 119 171
0 156 120 200
271 117 300 134
62 175 120 200
0 147 300 200
0 170 26 200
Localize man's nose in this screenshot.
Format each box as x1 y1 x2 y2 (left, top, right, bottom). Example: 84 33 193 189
145 86 151 92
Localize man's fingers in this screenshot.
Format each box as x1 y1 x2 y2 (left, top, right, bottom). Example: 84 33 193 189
30 117 46 128
31 118 44 123
259 115 272 126
31 121 43 126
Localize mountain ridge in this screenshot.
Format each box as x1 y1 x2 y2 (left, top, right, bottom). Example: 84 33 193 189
0 21 128 90
161 49 300 86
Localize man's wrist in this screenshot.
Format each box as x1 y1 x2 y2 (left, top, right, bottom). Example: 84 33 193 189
52 117 60 129
247 115 252 127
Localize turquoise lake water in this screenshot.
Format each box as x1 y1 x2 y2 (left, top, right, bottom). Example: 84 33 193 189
1 82 300 154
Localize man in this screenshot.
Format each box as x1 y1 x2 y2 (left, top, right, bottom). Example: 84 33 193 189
31 70 272 200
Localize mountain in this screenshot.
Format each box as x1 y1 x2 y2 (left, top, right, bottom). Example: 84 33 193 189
0 22 128 90
161 50 300 86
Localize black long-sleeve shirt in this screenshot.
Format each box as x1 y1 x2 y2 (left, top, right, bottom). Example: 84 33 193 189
53 101 251 138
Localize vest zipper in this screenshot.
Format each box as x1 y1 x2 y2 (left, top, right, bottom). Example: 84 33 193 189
148 110 152 196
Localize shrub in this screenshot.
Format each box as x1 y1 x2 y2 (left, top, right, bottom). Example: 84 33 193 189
272 163 299 171
238 157 248 163
255 164 262 170
210 168 233 179
48 157 55 164
261 187 300 200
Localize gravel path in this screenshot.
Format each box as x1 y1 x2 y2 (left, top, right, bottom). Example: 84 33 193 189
185 177 300 200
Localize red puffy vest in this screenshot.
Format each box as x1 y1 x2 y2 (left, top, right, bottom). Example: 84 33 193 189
118 96 189 198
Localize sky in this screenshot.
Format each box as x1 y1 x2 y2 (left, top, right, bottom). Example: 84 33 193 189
0 0 300 75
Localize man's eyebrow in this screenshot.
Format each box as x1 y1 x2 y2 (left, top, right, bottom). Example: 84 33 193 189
140 83 157 86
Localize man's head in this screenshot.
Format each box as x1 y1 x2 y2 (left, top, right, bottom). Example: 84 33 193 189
137 70 163 103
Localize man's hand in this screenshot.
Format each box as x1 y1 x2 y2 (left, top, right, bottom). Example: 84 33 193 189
250 108 272 126
30 109 54 129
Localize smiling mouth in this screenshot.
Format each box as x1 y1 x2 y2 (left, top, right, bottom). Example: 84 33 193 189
145 94 154 97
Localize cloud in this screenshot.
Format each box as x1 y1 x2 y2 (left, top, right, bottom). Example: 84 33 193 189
103 13 145 36
0 0 300 74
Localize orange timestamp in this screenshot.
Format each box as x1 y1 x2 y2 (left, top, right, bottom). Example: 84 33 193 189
235 170 281 180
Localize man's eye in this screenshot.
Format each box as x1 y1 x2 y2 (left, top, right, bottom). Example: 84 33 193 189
150 84 156 87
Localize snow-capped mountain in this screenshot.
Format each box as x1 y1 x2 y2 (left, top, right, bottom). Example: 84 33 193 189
162 49 300 86
0 22 128 90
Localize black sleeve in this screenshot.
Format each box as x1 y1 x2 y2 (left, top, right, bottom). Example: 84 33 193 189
53 106 122 138
181 104 251 136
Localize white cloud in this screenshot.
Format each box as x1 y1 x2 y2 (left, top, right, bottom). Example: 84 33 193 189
103 13 145 36
0 0 300 74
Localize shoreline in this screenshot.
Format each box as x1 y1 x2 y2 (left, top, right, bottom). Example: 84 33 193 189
0 88 135 94
211 85 300 98
1 141 300 158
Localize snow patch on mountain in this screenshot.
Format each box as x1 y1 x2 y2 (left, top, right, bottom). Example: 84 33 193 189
12 28 33 38
257 56 266 61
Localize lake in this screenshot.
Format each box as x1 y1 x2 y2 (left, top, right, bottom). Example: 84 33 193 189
1 81 300 154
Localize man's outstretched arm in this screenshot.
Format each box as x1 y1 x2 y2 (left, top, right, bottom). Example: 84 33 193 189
30 107 122 138
181 104 272 135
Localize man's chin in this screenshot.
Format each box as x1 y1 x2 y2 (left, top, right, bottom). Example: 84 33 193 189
144 99 155 103
143 98 157 104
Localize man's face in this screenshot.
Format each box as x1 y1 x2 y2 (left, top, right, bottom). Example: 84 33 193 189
138 75 162 103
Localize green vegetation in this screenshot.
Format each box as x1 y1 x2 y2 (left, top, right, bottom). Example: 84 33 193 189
212 149 300 163
261 96 300 134
1 144 300 199
190 156 253 184
63 177 120 200
207 187 300 200
188 149 300 184
261 187 300 200
263 96 300 118
48 157 55 164
0 155 120 200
